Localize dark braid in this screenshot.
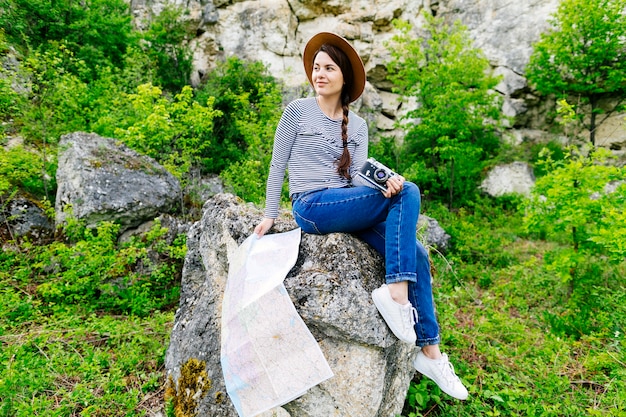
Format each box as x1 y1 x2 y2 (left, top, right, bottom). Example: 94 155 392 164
337 90 351 179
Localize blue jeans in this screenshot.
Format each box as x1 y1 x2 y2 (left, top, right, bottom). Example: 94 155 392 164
291 183 440 347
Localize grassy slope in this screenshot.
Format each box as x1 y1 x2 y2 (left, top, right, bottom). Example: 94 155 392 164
403 204 626 416
1 204 624 417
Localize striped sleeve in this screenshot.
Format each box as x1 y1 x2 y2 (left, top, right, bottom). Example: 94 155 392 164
264 101 300 219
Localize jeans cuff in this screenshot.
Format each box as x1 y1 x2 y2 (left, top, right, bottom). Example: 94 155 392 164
385 272 417 284
416 336 441 347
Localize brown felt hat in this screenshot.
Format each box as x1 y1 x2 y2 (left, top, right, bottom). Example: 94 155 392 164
302 32 366 103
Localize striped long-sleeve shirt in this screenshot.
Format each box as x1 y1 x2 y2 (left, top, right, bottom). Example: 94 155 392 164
264 97 369 219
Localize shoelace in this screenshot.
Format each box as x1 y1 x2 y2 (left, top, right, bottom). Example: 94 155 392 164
401 304 418 331
437 354 461 385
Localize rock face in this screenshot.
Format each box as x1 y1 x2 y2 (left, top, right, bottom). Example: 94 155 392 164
480 161 535 197
165 193 419 417
55 132 181 231
129 0 626 154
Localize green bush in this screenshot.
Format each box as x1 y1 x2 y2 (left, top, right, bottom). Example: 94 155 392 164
0 77 24 129
219 81 285 204
140 4 195 91
18 44 127 148
0 145 56 199
113 83 221 184
0 0 134 74
0 75 23 127
524 148 625 285
195 57 279 173
523 146 625 338
2 217 186 318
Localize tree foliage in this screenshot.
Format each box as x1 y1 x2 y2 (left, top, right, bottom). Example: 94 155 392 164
195 57 280 173
0 145 55 198
525 0 626 146
140 5 195 91
524 147 626 294
113 84 221 184
386 14 506 208
219 81 285 204
0 0 134 73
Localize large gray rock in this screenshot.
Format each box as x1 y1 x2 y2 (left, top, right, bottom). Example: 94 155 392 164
165 193 418 417
480 161 535 197
55 132 181 231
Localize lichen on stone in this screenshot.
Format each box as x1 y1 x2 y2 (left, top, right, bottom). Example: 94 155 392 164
164 358 211 417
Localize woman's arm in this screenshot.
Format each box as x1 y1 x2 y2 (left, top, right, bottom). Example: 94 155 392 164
264 102 300 218
256 101 301 236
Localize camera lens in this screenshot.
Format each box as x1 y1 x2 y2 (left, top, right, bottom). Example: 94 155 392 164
374 168 388 184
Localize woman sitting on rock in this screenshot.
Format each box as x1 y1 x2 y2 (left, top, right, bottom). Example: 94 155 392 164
254 31 468 401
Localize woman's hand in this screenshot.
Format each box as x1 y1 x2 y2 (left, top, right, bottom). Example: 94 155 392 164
253 217 275 238
383 175 405 198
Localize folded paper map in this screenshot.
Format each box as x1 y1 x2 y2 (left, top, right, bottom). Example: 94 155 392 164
221 228 334 417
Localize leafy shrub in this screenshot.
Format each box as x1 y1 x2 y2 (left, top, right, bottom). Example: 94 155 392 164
402 377 444 416
195 57 279 173
0 0 134 75
2 216 186 318
0 51 24 127
0 145 56 199
524 147 626 336
0 75 22 128
140 4 195 91
219 82 285 204
525 148 625 266
18 44 127 148
113 83 221 184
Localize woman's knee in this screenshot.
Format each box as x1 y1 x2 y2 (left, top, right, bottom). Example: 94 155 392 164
404 181 419 194
402 181 421 204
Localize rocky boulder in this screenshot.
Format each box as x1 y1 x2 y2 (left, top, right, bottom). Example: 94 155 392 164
55 132 181 232
419 215 450 253
0 195 54 242
480 162 535 197
165 193 423 417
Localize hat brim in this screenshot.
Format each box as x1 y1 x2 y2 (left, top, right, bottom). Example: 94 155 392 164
302 32 366 103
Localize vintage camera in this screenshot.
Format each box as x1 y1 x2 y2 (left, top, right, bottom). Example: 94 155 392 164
353 158 397 192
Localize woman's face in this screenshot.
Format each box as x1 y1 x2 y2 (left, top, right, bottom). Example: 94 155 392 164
312 51 344 99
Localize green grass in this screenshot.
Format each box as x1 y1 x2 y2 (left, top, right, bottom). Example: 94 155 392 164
1 200 624 417
0 218 184 417
402 202 626 416
0 309 172 416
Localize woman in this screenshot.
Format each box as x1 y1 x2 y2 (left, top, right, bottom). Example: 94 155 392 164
254 32 468 400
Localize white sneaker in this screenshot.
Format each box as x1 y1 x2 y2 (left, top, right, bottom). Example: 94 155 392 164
413 350 469 400
372 284 417 344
